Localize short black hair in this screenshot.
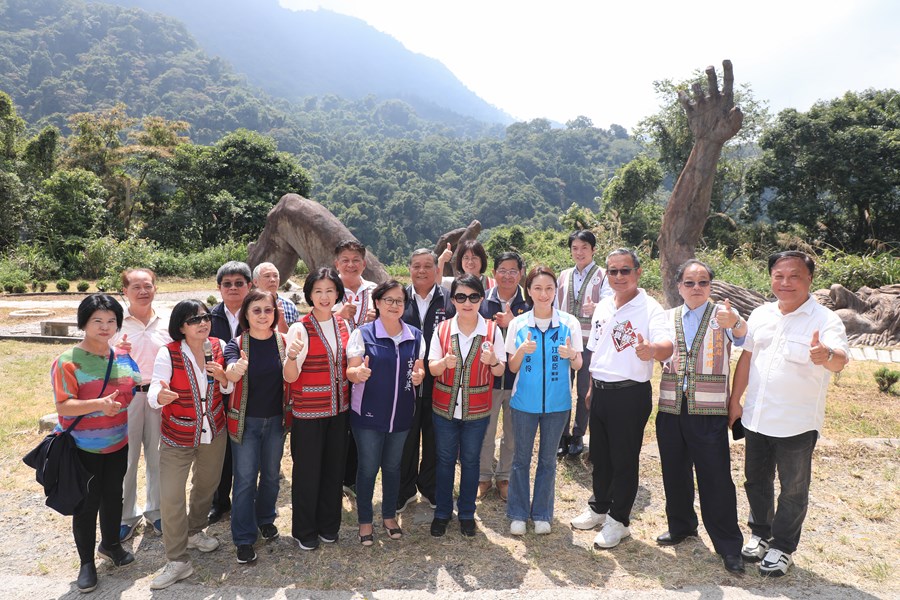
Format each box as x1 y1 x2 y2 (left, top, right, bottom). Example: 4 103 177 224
768 250 815 276
169 299 209 341
450 273 485 298
568 230 597 249
334 239 366 258
77 294 124 330
238 289 280 332
303 267 345 306
371 279 408 318
216 261 251 286
455 240 488 275
675 259 715 282
494 251 524 271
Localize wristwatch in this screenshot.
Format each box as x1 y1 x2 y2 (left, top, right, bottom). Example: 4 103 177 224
826 347 834 362
490 361 501 368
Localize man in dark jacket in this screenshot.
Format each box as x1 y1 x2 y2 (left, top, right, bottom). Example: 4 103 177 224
207 261 250 524
477 252 530 501
397 249 454 511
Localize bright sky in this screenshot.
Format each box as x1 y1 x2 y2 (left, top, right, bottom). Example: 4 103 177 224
279 0 900 130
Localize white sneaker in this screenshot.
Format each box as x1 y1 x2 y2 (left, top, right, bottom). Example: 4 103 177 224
592 515 630 549
570 507 605 530
510 520 527 536
534 520 551 535
150 561 193 590
187 531 219 552
759 548 793 577
741 534 770 562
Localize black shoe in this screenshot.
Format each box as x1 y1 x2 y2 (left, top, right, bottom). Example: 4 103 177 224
568 435 584 456
396 494 416 514
723 554 745 574
557 435 570 458
655 530 699 546
294 536 320 551
259 523 279 540
459 519 477 537
318 532 338 544
430 517 450 537
236 544 257 564
77 562 97 593
97 543 135 566
208 504 229 525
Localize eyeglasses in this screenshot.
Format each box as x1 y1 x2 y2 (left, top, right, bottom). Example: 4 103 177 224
452 293 483 304
681 280 711 288
220 280 246 288
249 307 275 315
184 314 212 326
607 268 634 277
379 297 405 306
495 269 520 277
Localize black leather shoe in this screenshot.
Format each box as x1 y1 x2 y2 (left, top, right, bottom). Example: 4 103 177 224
430 517 450 537
459 518 477 537
77 562 98 593
208 504 229 525
655 530 699 545
97 543 135 566
723 554 746 574
568 435 584 456
557 435 570 458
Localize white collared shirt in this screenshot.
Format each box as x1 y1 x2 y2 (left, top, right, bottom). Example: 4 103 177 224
742 295 849 437
284 317 339 373
429 314 505 419
224 306 241 338
147 339 234 444
112 307 172 380
586 289 671 382
413 285 436 324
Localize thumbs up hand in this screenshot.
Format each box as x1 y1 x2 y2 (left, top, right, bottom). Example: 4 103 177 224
809 330 830 365
520 331 537 355
288 337 305 360
493 306 513 328
157 380 179 406
582 297 596 318
439 243 453 264
443 352 458 370
411 359 425 386
231 350 249 377
479 341 496 365
100 390 121 416
634 332 653 361
715 298 740 329
114 333 132 354
357 356 373 382
558 336 576 360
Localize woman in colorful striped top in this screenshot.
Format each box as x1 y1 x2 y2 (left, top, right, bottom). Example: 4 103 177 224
50 294 141 593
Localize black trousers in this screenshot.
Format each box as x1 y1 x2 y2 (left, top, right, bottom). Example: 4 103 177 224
398 392 436 503
73 445 128 564
656 398 743 556
588 380 651 526
212 441 232 511
290 412 348 542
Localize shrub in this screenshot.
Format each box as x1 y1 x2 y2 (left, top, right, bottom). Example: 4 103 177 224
206 295 218 307
39 281 47 292
874 367 900 394
76 280 90 292
56 278 70 292
2 281 14 293
12 282 26 293
96 275 119 292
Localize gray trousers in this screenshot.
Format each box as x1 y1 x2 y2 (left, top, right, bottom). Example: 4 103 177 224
479 388 515 482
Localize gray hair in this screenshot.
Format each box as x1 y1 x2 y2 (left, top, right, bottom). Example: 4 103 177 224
606 248 641 269
409 248 438 265
252 262 279 281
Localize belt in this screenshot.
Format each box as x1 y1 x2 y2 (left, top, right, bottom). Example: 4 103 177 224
136 384 150 392
592 379 641 390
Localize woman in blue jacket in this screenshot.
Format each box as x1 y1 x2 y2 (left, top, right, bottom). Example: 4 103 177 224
505 266 583 536
347 280 425 545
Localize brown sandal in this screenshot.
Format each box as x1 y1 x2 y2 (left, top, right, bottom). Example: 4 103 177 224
383 523 403 540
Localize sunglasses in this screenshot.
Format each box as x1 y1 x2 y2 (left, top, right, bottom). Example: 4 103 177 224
452 292 483 304
249 307 275 315
607 268 635 277
185 314 212 326
220 280 246 288
378 297 405 306
681 280 711 288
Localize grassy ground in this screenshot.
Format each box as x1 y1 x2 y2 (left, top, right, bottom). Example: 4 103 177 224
0 340 897 595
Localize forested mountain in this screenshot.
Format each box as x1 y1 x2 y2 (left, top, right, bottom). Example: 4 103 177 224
93 0 514 126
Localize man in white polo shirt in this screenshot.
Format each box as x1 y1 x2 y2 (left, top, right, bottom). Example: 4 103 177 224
570 248 673 549
730 250 849 577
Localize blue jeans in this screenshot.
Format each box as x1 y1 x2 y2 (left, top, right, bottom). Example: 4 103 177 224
432 414 489 520
352 425 409 525
230 416 284 545
507 409 568 522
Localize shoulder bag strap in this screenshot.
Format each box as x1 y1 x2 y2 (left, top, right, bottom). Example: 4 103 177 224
64 351 115 434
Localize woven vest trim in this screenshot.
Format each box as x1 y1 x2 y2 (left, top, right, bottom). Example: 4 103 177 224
227 333 289 443
289 315 349 418
161 340 225 447
433 319 494 420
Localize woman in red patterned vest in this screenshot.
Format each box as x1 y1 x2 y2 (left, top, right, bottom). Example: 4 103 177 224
283 268 350 551
428 274 507 538
147 300 232 590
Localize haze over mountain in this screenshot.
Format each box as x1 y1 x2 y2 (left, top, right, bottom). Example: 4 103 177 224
94 0 513 126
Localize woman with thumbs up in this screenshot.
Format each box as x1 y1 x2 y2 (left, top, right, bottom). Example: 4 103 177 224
223 290 290 564
346 280 424 545
51 294 141 593
504 267 583 536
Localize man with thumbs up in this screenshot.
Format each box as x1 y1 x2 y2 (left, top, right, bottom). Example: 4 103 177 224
113 268 171 542
730 251 848 577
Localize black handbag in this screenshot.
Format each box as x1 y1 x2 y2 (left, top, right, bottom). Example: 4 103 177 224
23 352 114 515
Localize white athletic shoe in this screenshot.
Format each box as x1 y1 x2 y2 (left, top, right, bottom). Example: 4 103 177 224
570 507 605 530
759 548 793 577
187 531 219 552
510 520 527 536
741 534 771 562
533 520 551 535
150 561 193 590
592 515 630 549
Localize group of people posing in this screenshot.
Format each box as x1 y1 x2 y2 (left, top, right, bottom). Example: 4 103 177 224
49 232 849 594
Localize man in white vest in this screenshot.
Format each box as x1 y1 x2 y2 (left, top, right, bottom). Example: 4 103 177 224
656 259 747 574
